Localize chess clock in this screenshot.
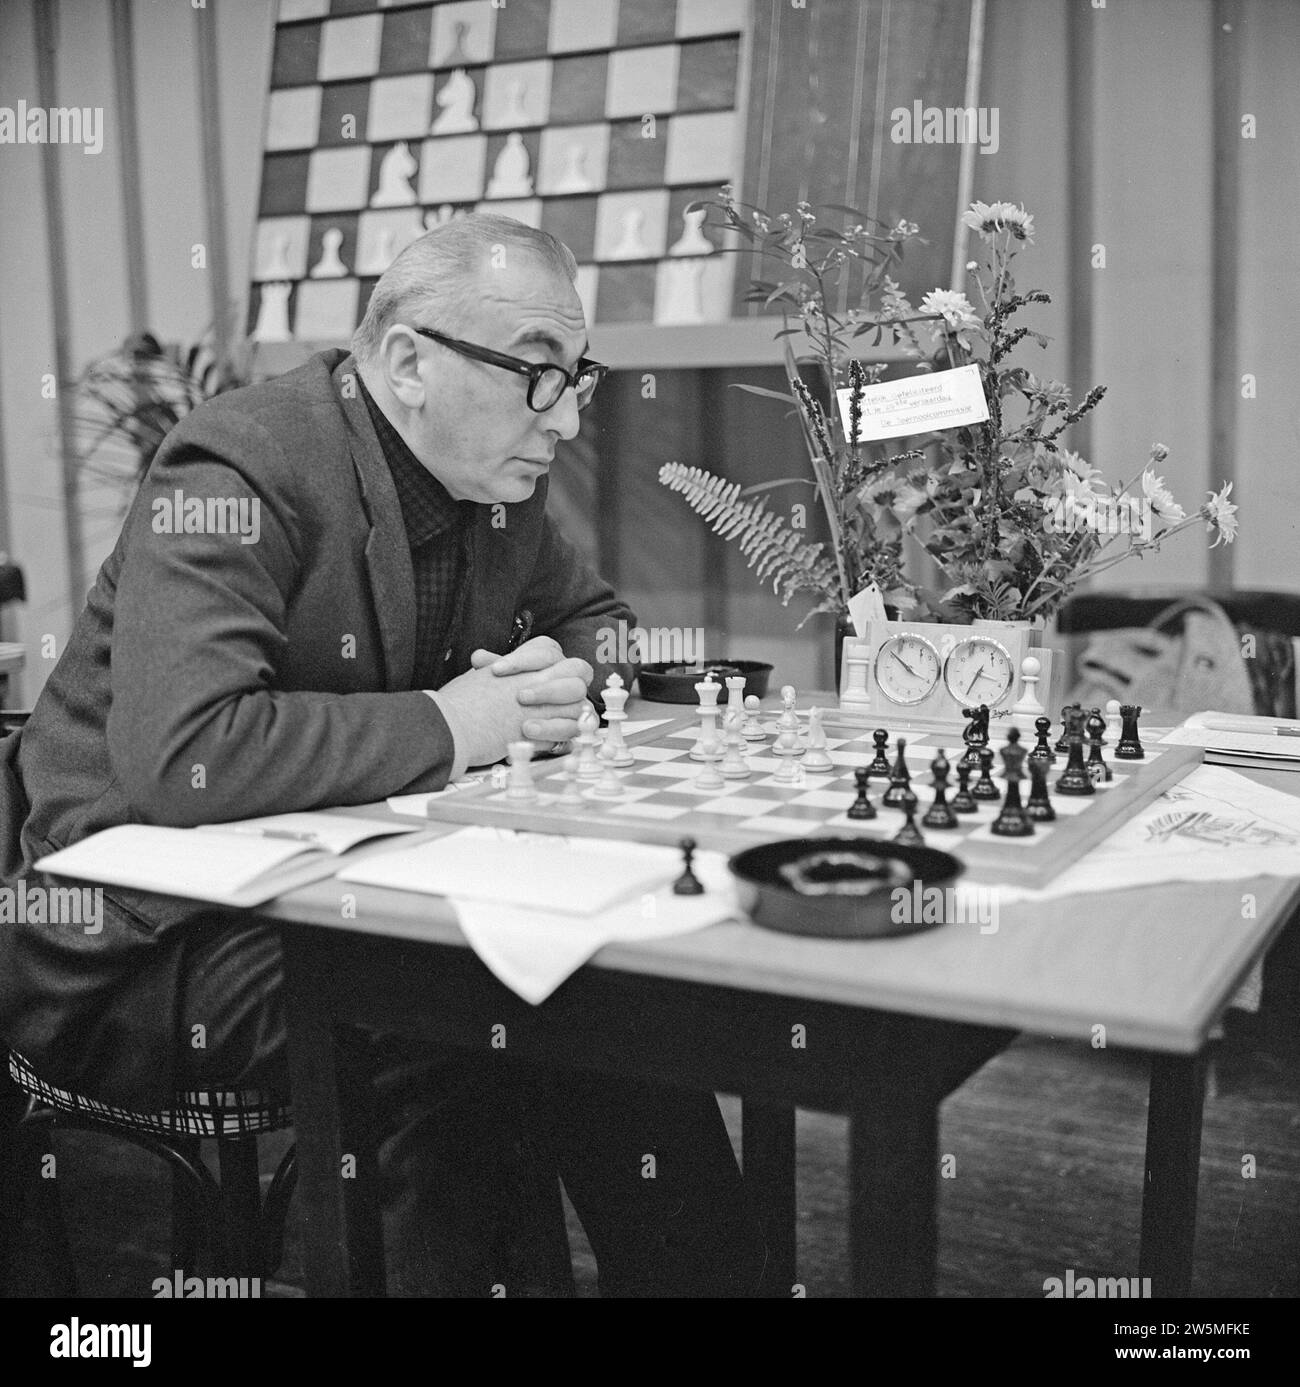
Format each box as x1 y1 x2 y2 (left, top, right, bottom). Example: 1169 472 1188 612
838 619 1062 735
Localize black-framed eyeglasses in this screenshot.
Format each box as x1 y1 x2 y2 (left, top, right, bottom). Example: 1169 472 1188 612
412 326 608 413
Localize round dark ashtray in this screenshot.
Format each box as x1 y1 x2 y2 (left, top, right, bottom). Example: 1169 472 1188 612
636 660 773 704
729 836 964 939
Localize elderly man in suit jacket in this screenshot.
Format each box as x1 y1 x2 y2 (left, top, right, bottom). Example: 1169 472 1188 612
0 215 766 1296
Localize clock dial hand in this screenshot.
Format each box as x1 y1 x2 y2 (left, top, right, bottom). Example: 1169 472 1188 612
964 665 988 698
892 651 920 679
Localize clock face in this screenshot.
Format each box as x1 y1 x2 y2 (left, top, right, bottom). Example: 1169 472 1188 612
873 633 941 705
944 637 1015 705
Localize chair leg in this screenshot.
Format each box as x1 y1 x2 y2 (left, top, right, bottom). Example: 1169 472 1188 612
171 1138 205 1277
260 1143 298 1279
3 1106 77 1296
216 1138 264 1278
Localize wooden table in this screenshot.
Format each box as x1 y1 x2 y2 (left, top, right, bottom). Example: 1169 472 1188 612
261 707 1300 1298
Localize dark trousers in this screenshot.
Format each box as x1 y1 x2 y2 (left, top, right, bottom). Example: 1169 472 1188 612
178 918 768 1297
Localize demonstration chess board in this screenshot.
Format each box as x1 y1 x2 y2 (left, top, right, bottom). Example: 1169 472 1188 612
251 0 746 343
417 713 1204 889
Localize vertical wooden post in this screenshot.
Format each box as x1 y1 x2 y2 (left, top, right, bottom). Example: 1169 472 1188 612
33 0 87 606
193 0 232 358
110 0 149 334
1065 0 1097 464
1209 0 1241 589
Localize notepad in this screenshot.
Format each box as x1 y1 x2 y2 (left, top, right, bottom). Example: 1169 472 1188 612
35 815 422 908
1161 712 1300 770
337 827 678 915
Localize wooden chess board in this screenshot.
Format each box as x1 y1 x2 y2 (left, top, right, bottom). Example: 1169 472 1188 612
416 713 1204 888
251 0 746 343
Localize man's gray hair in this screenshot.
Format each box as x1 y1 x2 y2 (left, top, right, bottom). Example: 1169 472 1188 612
351 214 578 362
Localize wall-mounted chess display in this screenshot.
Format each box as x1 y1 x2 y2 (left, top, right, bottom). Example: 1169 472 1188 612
251 0 749 345
837 619 1063 737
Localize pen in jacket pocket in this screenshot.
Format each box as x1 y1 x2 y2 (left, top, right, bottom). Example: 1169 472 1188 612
507 609 533 651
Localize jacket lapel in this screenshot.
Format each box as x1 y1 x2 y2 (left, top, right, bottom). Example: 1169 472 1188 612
331 353 416 691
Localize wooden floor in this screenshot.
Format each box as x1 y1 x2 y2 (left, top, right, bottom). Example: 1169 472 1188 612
8 1003 1297 1300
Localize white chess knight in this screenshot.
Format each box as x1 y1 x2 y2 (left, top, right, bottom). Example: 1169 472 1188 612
309 227 348 279
431 68 478 135
610 207 649 259
668 206 713 257
370 141 418 207
551 140 594 194
251 282 292 343
485 131 533 198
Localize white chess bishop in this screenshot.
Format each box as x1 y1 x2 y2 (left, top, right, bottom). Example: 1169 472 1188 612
486 131 533 198
370 141 418 207
431 68 478 135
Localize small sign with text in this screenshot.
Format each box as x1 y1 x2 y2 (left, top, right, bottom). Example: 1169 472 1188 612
837 364 990 442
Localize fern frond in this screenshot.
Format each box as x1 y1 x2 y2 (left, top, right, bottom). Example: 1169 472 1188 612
659 463 843 610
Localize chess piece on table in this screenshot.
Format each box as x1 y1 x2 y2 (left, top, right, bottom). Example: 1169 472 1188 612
846 766 876 820
486 131 533 198
951 760 978 814
431 68 479 135
252 283 293 343
601 673 635 766
1085 708 1113 784
1055 703 1081 754
719 711 750 779
1115 704 1145 759
610 207 649 259
557 753 584 806
505 740 538 801
691 673 724 762
1054 707 1095 795
882 738 911 808
371 141 418 207
990 728 1034 837
1011 655 1046 717
309 227 348 279
960 704 990 766
673 837 705 896
893 787 925 847
740 694 767 742
776 686 801 735
772 686 803 758
922 750 959 830
591 734 625 797
868 729 892 776
576 703 602 779
1025 755 1055 821
1029 714 1056 764
669 205 714 257
971 747 1001 802
1105 699 1123 746
802 706 834 772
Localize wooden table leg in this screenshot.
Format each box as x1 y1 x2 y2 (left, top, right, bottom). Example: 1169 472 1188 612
1139 1050 1206 1298
741 1099 798 1295
282 952 385 1297
848 1086 939 1297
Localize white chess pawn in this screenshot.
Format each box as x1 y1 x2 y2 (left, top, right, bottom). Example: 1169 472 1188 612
741 694 767 742
591 734 625 797
309 227 348 279
1105 699 1122 744
669 206 714 257
1011 655 1045 716
552 141 594 194
611 207 649 259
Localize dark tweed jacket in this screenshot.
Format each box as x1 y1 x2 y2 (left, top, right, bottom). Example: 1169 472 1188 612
0 349 634 1106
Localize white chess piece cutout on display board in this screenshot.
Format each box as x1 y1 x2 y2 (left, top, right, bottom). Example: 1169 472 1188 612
486 132 533 198
431 69 478 135
370 141 418 207
309 228 348 279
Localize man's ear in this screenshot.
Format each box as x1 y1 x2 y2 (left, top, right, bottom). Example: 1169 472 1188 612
378 325 424 409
